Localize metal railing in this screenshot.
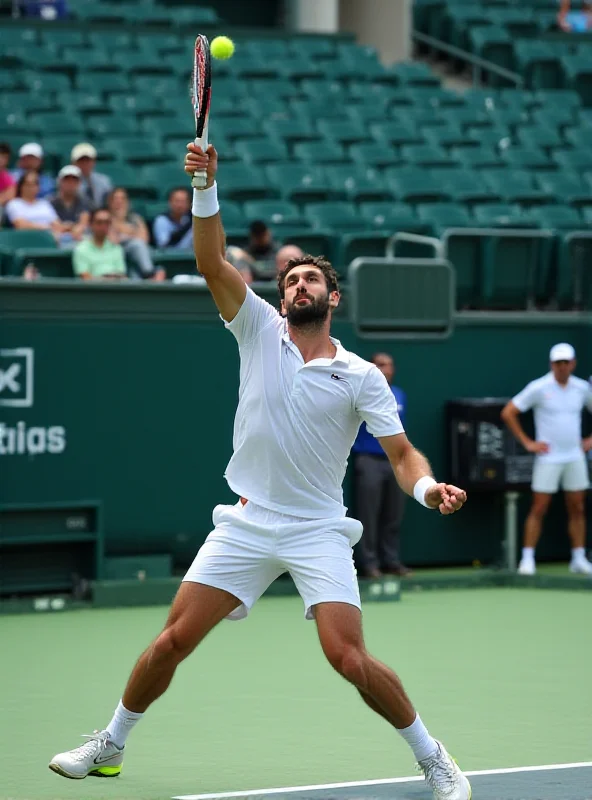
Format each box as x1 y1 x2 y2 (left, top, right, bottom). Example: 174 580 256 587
413 30 524 88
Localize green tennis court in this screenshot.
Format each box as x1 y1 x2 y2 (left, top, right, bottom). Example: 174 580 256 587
1 589 591 800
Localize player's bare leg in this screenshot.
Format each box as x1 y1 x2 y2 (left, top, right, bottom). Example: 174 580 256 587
315 602 471 800
49 583 241 779
565 491 592 573
520 492 553 574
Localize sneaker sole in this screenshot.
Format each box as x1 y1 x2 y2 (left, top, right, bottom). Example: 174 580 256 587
48 762 121 779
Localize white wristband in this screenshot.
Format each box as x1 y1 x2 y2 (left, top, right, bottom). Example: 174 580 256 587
192 182 219 218
413 475 438 508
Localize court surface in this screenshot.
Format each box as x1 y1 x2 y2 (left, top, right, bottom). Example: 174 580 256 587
1 589 591 800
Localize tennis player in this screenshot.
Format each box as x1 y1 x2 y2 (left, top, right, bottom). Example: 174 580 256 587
49 143 471 800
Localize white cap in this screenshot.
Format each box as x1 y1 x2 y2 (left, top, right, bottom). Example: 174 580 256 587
58 165 82 180
19 142 43 159
550 342 575 362
71 142 97 161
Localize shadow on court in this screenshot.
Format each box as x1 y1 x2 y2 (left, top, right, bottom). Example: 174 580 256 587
174 765 592 800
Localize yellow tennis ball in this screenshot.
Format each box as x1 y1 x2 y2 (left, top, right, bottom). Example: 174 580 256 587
211 36 235 60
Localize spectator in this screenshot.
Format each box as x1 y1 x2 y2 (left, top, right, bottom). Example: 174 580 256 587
106 187 165 281
153 187 193 250
50 165 90 246
558 0 592 31
502 343 592 576
352 353 411 578
19 0 70 19
5 171 63 241
0 142 16 207
276 244 304 275
244 220 280 279
71 143 113 210
73 209 126 280
10 143 55 199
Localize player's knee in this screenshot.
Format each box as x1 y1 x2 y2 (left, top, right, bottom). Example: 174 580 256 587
153 624 196 663
327 643 368 689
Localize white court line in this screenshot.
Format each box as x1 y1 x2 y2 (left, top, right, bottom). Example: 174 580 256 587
173 760 592 800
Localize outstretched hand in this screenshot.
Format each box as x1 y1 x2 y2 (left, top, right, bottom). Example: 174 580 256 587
424 483 467 515
185 143 218 188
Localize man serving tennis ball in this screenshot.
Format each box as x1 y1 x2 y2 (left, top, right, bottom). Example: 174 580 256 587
48 142 471 800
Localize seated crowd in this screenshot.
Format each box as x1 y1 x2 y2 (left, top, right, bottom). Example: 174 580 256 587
0 140 299 283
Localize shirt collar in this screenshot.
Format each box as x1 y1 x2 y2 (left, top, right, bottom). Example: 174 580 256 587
281 323 350 366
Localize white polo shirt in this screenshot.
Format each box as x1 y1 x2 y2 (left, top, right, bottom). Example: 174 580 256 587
223 288 405 518
512 372 592 464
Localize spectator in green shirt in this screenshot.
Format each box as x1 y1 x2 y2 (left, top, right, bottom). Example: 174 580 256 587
73 208 127 280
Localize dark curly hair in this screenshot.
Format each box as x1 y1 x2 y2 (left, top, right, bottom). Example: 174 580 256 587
277 254 339 300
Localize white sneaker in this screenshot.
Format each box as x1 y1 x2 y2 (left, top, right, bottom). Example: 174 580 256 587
417 741 472 799
518 559 536 576
49 730 123 779
569 557 592 575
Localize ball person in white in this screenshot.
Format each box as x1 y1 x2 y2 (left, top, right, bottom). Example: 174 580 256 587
502 343 592 576
49 143 470 800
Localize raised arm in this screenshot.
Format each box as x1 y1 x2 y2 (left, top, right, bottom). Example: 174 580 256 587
184 143 246 322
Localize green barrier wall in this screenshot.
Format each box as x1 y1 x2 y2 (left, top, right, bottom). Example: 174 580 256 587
1 281 590 568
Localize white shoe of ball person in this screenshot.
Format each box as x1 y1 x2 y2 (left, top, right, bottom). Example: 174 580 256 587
48 730 123 779
569 555 592 575
517 558 536 576
417 740 472 799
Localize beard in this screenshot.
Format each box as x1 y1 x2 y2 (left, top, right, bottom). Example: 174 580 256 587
285 292 331 329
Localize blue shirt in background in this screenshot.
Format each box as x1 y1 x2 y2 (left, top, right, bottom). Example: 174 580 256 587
352 384 407 456
10 169 55 200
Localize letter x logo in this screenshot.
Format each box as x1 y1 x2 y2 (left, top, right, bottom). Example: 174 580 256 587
0 348 34 407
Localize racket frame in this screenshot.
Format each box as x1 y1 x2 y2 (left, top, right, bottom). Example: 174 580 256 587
191 34 212 190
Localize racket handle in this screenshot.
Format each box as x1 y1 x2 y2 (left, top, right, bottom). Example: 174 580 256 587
192 135 208 189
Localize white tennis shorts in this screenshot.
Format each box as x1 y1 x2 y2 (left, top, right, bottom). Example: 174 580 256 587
183 501 363 620
531 456 590 493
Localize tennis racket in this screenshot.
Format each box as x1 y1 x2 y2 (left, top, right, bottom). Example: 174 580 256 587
190 34 212 189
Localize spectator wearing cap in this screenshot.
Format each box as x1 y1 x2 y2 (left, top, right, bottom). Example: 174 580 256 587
50 165 90 245
5 171 64 242
152 187 193 250
0 142 16 207
71 143 113 210
502 343 592 576
10 143 55 199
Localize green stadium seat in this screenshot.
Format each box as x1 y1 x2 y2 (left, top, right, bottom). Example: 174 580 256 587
451 147 506 169
468 126 512 148
243 200 305 228
78 72 131 93
446 6 493 50
400 144 455 167
488 8 538 36
440 107 491 130
0 91 57 112
337 232 391 267
217 164 278 202
245 39 290 61
561 56 592 107
88 31 133 50
43 29 86 47
533 89 581 110
100 162 158 198
217 201 245 230
290 99 349 121
12 248 73 279
0 71 22 91
359 202 422 232
386 168 452 204
406 86 465 108
557 231 592 308
292 38 336 60
553 149 592 172
262 118 319 144
138 116 187 140
417 203 472 231
564 127 592 149
350 143 401 169
249 78 301 101
399 107 447 129
344 98 391 124
482 170 551 205
370 122 423 147
277 229 338 264
536 173 592 207
469 27 514 78
485 108 529 130
0 231 57 275
501 144 554 170
300 79 349 101
473 203 527 227
109 138 166 166
528 205 582 230
216 117 260 141
265 164 333 204
482 230 553 309
91 115 140 137
530 107 577 130
24 71 71 93
304 202 367 232
67 90 109 114
170 6 220 26
316 120 367 145
389 61 440 87
278 60 326 82
140 164 189 199
28 111 84 134
514 42 563 90
235 138 289 164
516 127 564 151
131 76 180 97
293 141 347 164
324 165 393 202
422 125 472 149
431 169 499 204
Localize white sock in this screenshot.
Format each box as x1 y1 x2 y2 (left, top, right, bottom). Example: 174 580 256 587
571 547 586 562
522 547 535 562
105 700 144 748
397 714 438 762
